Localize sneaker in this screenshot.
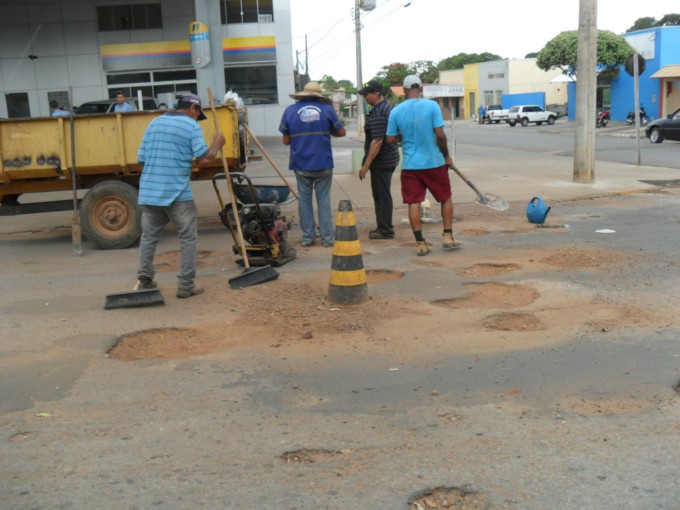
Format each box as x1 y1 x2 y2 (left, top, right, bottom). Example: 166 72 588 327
416 241 431 256
322 241 334 248
176 287 205 299
442 232 462 249
301 240 315 247
369 231 394 240
133 278 157 290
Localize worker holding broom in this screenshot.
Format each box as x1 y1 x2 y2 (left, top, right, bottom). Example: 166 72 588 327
135 94 225 298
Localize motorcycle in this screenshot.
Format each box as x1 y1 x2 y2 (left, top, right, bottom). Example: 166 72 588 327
626 107 648 126
596 109 610 128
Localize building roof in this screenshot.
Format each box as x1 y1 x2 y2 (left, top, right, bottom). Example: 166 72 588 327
650 64 680 79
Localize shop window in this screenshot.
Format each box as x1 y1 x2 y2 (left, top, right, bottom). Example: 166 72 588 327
97 3 162 31
221 0 274 24
225 65 278 104
48 91 70 112
6 93 30 119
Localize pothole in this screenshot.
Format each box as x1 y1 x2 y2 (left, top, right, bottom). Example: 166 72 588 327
108 327 218 361
458 262 521 277
482 311 544 331
280 448 342 464
408 486 488 510
366 269 404 284
433 282 538 309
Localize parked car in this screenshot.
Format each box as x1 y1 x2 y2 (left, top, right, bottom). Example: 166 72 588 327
507 105 558 127
76 97 158 114
484 105 509 123
645 108 680 144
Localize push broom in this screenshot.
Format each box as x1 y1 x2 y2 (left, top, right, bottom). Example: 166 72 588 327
208 88 279 289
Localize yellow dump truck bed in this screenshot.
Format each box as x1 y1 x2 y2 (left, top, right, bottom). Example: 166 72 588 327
0 104 243 196
0 104 246 249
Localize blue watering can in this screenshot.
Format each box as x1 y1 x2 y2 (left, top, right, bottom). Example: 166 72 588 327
526 196 551 224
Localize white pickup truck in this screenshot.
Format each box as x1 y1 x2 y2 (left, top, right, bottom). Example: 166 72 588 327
507 105 558 127
484 105 509 123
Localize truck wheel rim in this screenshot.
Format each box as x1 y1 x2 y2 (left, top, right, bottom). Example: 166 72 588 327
93 197 132 234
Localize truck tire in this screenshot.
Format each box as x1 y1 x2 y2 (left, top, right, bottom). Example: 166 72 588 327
521 117 529 127
547 116 556 125
80 181 141 249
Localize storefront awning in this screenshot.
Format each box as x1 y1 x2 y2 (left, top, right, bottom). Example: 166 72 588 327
651 65 680 79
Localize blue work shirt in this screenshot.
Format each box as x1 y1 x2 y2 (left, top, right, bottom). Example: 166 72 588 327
279 99 343 171
386 98 445 170
137 111 208 206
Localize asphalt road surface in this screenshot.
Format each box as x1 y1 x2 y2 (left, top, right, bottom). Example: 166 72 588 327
1 122 679 509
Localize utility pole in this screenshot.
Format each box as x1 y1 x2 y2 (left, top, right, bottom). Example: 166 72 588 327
573 0 597 182
354 0 364 137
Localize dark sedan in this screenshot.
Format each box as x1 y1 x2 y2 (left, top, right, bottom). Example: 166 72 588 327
645 108 680 143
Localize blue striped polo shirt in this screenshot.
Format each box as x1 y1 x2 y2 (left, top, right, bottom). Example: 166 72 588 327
137 111 209 205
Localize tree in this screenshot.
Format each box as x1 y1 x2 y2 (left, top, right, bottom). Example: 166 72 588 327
626 16 656 32
656 13 680 26
318 74 339 91
337 79 356 93
410 60 438 84
375 63 412 86
536 30 635 81
525 52 539 58
437 52 502 71
626 14 680 32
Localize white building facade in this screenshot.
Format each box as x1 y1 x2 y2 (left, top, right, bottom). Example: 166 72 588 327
0 0 295 135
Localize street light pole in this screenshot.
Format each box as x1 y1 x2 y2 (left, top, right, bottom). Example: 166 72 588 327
355 0 364 137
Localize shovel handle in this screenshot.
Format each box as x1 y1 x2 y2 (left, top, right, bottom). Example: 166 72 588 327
243 123 299 200
449 162 484 199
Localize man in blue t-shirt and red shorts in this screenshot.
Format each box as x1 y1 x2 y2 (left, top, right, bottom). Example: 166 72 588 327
386 75 462 256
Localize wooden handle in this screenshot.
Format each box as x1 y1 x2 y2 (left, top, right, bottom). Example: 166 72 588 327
243 123 298 200
208 88 250 268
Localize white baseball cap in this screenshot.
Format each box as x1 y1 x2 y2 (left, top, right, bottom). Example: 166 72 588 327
403 74 422 89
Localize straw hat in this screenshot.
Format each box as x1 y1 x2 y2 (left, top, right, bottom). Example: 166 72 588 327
290 81 329 102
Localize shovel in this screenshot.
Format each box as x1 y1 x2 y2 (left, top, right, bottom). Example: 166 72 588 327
450 163 508 211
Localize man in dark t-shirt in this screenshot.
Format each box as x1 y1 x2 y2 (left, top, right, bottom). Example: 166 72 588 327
357 79 400 240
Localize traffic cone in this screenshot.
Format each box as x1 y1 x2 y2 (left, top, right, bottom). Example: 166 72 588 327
328 200 368 305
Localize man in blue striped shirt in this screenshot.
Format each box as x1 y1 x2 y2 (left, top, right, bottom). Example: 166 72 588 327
136 94 225 298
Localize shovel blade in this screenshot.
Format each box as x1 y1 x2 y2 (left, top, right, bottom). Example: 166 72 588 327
477 193 509 211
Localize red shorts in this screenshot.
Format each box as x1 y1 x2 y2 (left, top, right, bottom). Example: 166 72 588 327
401 164 452 204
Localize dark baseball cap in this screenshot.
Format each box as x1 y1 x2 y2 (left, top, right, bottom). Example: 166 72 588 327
357 79 383 96
180 93 207 120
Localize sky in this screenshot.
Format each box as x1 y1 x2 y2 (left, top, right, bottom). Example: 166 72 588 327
289 0 679 84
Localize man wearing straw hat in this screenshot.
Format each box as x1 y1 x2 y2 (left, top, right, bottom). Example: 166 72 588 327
279 82 346 248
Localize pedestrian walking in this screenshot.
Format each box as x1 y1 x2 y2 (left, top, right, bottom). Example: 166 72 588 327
357 79 400 240
279 82 346 247
135 94 225 298
478 104 486 124
386 75 461 256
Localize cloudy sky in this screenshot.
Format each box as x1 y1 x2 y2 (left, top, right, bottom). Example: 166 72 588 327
289 0 678 83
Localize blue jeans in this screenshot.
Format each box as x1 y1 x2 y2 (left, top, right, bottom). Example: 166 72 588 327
137 200 198 290
294 169 334 245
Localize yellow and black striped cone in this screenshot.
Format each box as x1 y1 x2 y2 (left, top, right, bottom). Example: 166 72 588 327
328 200 368 305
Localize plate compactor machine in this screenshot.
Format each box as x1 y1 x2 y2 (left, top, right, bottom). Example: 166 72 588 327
213 172 296 267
